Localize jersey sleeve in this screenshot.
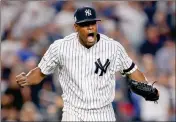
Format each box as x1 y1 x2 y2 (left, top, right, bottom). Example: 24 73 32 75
116 43 137 76
38 41 60 75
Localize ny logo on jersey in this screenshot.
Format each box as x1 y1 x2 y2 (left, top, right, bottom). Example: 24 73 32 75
94 58 110 76
85 9 92 16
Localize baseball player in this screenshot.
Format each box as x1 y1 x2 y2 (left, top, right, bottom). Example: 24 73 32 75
16 7 159 121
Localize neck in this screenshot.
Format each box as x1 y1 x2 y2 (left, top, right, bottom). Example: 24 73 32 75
79 37 90 48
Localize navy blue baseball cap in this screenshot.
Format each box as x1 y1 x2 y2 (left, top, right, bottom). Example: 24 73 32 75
74 6 101 24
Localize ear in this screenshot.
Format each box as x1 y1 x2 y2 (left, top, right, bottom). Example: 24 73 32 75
74 24 78 32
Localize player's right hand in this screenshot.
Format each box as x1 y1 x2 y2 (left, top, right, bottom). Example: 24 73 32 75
16 72 29 87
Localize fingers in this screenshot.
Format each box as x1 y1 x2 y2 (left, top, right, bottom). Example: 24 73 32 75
17 80 27 85
16 72 28 87
16 75 26 84
20 82 28 87
16 72 26 79
16 77 26 82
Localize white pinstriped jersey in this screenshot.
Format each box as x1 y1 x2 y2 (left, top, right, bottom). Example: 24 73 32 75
38 32 137 111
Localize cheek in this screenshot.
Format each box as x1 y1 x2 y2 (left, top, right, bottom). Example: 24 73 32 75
79 29 87 37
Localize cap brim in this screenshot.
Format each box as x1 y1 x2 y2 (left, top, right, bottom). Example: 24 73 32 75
76 19 101 24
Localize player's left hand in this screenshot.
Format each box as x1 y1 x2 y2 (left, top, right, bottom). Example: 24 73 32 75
128 80 159 102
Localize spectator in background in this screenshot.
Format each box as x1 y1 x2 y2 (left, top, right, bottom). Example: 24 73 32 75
98 17 117 38
139 55 170 121
19 101 42 121
1 70 23 121
38 76 63 121
139 24 165 55
115 1 148 50
142 1 157 24
92 1 116 18
54 1 75 36
155 38 175 121
2 108 19 122
19 87 43 121
1 1 23 38
51 1 64 14
29 27 50 57
1 31 22 68
1 1 175 121
45 23 63 44
1 63 11 94
2 70 23 111
156 1 175 29
141 54 156 76
153 10 171 40
16 38 37 64
168 72 176 121
155 38 175 74
140 73 170 121
11 1 55 39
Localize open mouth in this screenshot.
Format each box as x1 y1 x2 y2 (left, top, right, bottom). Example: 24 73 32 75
87 32 95 43
88 33 94 37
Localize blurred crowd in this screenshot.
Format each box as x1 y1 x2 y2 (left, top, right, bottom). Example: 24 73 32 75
1 1 175 122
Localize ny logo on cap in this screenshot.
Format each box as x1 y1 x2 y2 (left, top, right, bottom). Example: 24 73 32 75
85 9 92 16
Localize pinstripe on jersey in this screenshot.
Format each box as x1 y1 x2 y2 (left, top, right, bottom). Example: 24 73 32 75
38 32 137 120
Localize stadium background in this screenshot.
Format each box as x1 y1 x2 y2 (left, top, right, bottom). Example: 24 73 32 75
1 1 175 121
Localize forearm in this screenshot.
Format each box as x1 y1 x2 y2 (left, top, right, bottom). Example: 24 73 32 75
127 69 159 101
26 67 46 85
128 69 148 82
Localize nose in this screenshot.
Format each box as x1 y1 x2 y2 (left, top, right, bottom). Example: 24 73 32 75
87 24 93 30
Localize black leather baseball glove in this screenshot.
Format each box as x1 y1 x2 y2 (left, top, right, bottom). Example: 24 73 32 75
128 79 159 102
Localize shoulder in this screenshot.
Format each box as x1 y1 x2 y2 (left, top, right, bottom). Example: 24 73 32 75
52 33 77 46
99 33 124 48
63 32 77 41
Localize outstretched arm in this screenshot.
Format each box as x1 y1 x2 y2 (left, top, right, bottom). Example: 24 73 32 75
16 39 61 87
128 69 148 82
16 67 46 87
115 41 159 101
